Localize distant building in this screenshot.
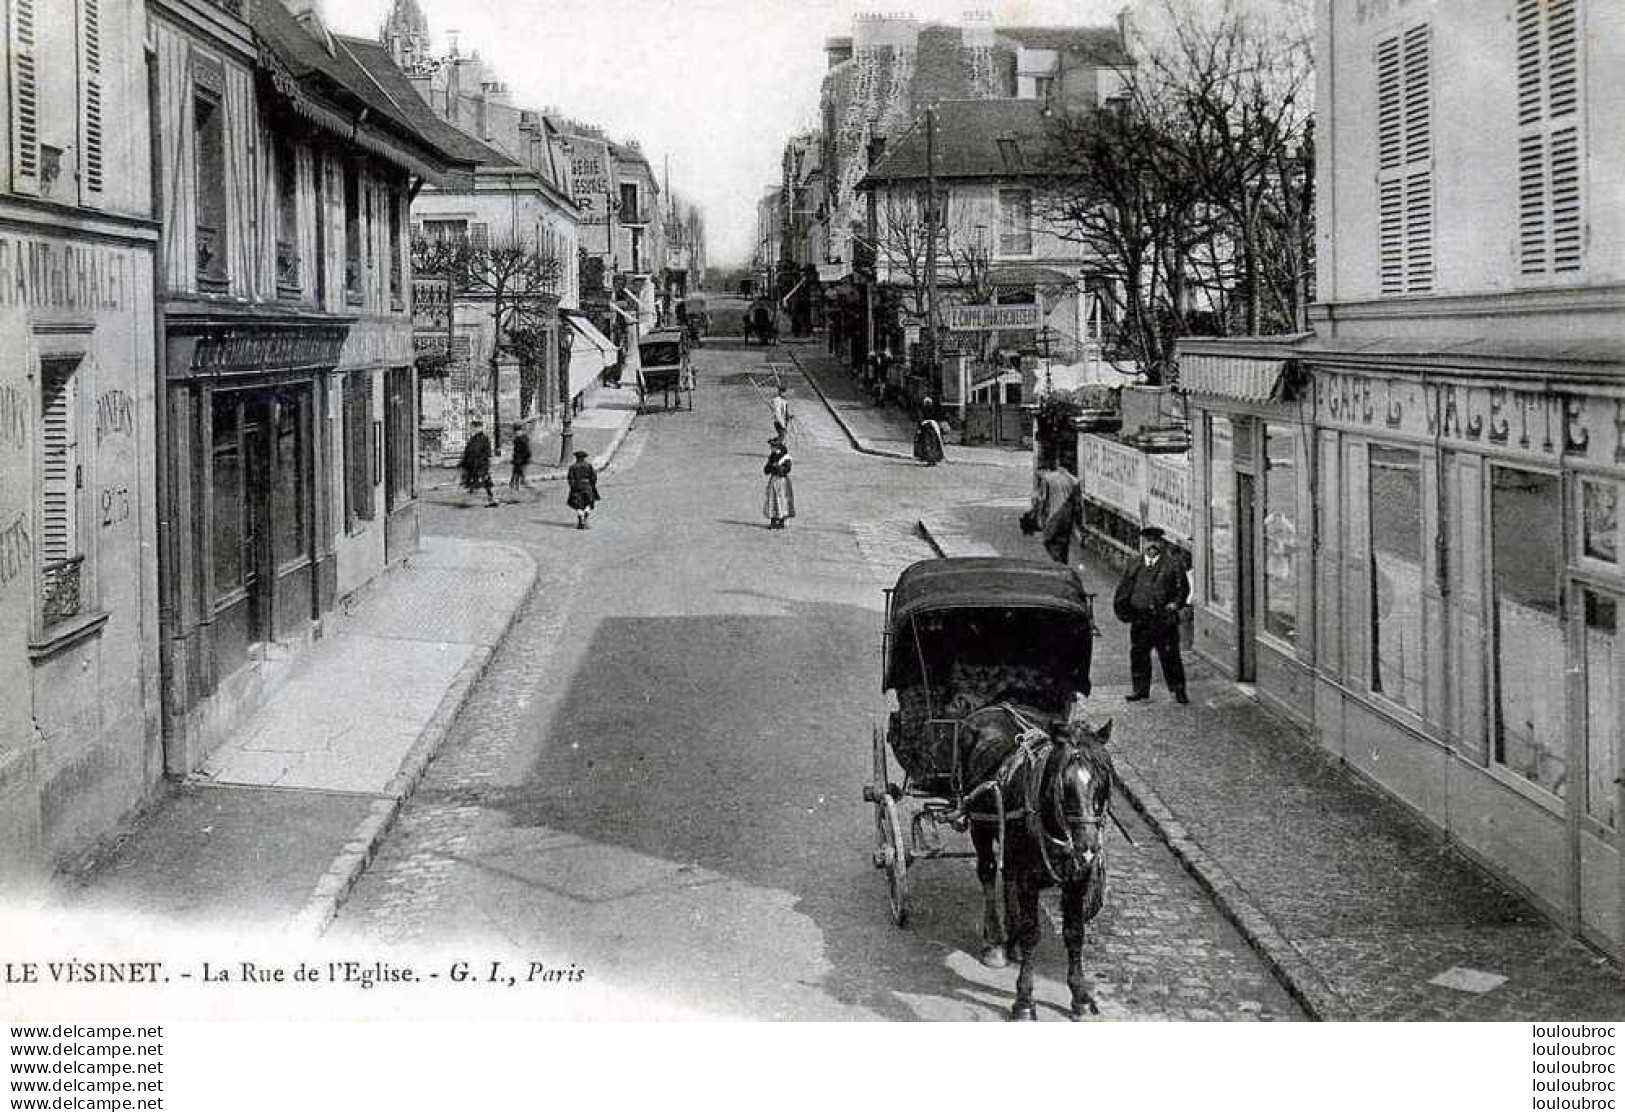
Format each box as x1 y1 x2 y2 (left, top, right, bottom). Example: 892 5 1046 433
381 0 592 460
1178 0 1625 955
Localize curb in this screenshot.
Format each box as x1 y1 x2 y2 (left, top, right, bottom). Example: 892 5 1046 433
781 348 917 462
914 514 1355 1023
288 545 541 939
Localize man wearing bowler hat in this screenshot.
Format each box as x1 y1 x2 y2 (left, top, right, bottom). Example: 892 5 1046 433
1113 525 1190 704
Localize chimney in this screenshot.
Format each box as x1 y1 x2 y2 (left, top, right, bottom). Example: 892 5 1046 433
825 37 853 68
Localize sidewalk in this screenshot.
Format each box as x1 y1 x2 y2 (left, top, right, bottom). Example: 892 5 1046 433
916 501 1625 1020
423 385 641 497
64 539 536 936
786 346 1034 471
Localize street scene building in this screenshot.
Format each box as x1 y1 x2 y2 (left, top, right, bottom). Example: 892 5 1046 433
8 0 1625 1043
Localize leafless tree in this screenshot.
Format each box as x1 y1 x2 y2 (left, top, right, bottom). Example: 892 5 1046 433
870 187 943 321
412 231 564 442
1040 0 1314 382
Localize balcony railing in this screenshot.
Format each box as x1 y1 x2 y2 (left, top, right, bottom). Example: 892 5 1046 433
42 556 83 628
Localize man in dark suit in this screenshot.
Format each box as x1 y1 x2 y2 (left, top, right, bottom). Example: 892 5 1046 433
1114 526 1190 704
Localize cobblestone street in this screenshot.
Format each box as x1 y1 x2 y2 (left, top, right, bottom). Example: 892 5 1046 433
333 342 1305 1020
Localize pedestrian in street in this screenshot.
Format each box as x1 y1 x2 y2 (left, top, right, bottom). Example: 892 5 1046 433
1113 526 1190 704
1030 456 1082 564
566 449 600 529
913 396 946 466
508 422 532 495
770 383 794 439
458 419 498 508
762 435 795 529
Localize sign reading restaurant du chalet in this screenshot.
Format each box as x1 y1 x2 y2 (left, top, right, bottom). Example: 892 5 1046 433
1317 369 1625 467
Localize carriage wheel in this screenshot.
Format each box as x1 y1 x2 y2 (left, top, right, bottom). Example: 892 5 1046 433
877 795 910 927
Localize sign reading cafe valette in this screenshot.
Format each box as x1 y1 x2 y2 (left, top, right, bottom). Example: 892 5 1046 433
1317 369 1625 465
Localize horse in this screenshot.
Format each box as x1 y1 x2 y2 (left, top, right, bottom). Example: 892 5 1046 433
958 703 1114 1021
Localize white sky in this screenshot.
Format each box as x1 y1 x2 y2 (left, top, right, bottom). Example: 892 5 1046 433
322 0 1125 267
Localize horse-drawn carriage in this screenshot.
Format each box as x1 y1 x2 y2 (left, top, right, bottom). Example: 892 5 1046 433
742 299 778 345
635 328 694 413
867 556 1116 1020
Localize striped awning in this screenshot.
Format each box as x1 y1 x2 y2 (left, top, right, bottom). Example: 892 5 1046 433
1177 352 1293 402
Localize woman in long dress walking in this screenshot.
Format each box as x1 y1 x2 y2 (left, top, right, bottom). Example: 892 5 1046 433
762 436 795 529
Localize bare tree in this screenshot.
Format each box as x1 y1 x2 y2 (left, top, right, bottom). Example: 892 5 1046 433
870 187 942 321
1039 0 1314 382
412 231 564 446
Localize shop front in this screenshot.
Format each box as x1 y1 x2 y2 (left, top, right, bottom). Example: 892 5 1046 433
161 312 349 773
1182 337 1625 955
1179 346 1316 729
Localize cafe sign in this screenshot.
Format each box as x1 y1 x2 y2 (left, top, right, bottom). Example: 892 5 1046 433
946 303 1039 332
1318 370 1625 466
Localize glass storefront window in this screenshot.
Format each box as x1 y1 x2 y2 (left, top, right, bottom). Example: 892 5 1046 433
1491 466 1565 797
1263 424 1298 643
1585 590 1618 828
1583 478 1618 565
1208 416 1234 612
273 390 306 567
211 397 242 600
1369 446 1424 712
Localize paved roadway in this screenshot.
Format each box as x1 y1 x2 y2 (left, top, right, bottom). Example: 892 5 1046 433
332 341 1305 1021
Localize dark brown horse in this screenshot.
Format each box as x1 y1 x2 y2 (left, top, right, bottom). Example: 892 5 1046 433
959 704 1114 1021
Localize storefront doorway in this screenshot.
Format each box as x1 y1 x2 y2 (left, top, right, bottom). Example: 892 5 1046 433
1236 472 1258 683
209 384 312 669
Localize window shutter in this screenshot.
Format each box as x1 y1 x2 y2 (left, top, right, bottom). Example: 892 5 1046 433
9 0 40 196
1401 26 1430 163
1376 36 1401 170
79 0 103 200
40 365 79 562
1404 172 1433 292
1517 0 1584 278
1379 178 1405 295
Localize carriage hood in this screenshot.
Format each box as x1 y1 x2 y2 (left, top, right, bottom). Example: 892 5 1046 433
884 557 1095 694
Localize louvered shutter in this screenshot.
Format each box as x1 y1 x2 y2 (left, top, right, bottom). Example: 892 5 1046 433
40 364 79 562
1374 25 1432 294
78 0 103 201
9 0 40 196
1517 0 1585 278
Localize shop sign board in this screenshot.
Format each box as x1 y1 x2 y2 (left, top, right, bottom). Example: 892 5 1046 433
1145 453 1193 545
1079 433 1143 518
1317 369 1625 469
947 303 1039 331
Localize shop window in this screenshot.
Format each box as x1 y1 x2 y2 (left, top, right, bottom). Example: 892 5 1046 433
1368 445 1424 712
194 90 228 290
272 391 306 567
1582 478 1617 565
210 395 243 602
1207 416 1234 612
38 359 84 628
1584 589 1618 828
1491 466 1565 796
385 367 414 509
343 371 374 531
1263 424 1299 643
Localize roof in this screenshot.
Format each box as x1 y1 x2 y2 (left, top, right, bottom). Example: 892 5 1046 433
251 5 476 184
337 38 511 167
861 99 1055 185
997 25 1132 65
